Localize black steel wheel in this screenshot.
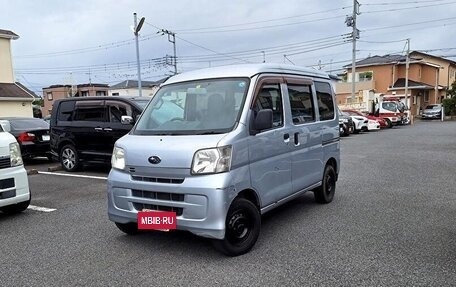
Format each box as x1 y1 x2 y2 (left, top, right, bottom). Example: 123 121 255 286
314 165 337 204
213 198 261 256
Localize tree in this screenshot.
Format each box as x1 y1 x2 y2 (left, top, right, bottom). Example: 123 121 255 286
442 80 456 116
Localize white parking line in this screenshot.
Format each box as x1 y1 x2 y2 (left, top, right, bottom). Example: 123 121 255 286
27 205 57 213
37 171 107 180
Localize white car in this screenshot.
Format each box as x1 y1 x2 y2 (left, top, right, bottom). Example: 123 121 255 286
342 111 368 133
0 121 31 214
343 111 380 132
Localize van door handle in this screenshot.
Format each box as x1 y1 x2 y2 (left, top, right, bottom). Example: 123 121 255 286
103 128 112 132
283 133 290 143
294 132 300 146
94 127 103 131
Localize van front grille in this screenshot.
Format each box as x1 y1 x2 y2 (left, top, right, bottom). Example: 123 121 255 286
0 157 11 170
132 189 184 202
131 175 184 184
133 203 183 216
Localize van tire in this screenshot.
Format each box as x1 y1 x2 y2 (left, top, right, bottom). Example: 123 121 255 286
384 118 393 128
314 165 336 204
115 222 139 235
213 198 261 256
0 191 31 214
60 144 80 172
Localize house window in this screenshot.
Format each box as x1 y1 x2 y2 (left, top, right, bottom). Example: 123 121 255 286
96 91 106 96
47 92 53 101
358 71 373 82
424 91 429 103
81 91 89 97
112 92 119 96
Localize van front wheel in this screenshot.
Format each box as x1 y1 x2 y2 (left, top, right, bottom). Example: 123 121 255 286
314 165 336 204
213 198 261 256
115 222 139 235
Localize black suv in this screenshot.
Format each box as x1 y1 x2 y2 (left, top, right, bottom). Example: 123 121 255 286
50 96 149 171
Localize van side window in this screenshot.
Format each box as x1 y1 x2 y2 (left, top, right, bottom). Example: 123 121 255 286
287 84 315 125
106 101 132 123
315 82 335 121
73 102 106 122
57 101 75 122
254 84 283 128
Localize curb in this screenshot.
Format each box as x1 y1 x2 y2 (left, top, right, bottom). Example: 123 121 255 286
48 165 63 172
27 169 38 175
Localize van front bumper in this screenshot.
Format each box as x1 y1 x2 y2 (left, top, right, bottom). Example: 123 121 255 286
0 165 30 208
107 168 244 240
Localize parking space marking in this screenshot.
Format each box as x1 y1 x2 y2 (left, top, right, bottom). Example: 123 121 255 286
37 171 107 180
27 205 57 213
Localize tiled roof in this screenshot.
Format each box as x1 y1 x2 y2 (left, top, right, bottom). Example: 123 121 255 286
391 78 434 89
110 78 168 89
0 29 19 39
0 83 35 100
343 54 422 68
15 82 39 98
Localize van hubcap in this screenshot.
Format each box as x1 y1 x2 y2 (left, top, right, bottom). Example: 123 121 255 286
325 173 335 196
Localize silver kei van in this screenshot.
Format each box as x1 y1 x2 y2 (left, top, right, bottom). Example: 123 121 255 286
107 64 340 256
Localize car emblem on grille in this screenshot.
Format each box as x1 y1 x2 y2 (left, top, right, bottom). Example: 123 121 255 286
148 156 161 164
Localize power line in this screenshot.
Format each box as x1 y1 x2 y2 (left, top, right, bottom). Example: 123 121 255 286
362 16 456 32
173 6 351 32
362 0 451 5
363 1 456 13
173 14 348 34
16 34 161 59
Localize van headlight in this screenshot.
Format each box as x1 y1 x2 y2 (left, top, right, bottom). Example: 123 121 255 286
111 146 125 170
191 146 232 175
9 142 23 167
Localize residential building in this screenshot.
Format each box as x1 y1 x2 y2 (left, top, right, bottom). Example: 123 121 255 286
108 79 167 97
42 83 109 117
336 52 456 116
0 29 36 117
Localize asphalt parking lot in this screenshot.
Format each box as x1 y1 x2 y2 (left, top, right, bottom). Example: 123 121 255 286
1 120 455 286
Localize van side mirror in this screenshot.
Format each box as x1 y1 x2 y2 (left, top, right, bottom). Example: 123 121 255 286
0 120 11 132
121 115 134 125
250 109 273 135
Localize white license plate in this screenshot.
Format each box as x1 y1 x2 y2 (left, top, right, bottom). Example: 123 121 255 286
42 135 50 141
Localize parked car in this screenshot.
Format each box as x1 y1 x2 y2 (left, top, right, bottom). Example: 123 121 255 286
343 109 387 128
342 110 380 131
108 64 341 256
0 117 51 161
338 108 354 136
0 123 31 214
50 96 148 171
422 104 442 119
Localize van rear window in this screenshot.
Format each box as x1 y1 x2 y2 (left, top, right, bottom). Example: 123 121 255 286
57 101 75 121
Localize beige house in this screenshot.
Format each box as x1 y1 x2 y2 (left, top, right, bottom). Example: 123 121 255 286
108 79 166 97
42 83 109 117
336 52 456 116
0 29 35 117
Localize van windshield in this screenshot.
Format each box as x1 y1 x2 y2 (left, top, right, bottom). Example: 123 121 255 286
133 78 249 135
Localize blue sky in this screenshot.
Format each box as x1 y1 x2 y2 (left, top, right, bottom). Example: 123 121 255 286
1 0 456 96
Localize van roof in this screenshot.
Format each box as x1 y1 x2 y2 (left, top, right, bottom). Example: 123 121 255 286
164 63 330 85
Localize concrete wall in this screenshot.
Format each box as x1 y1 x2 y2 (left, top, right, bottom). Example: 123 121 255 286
0 38 14 83
0 101 33 117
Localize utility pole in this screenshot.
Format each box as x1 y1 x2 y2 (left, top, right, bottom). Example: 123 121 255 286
405 38 410 123
346 0 360 100
133 13 145 97
160 29 177 74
